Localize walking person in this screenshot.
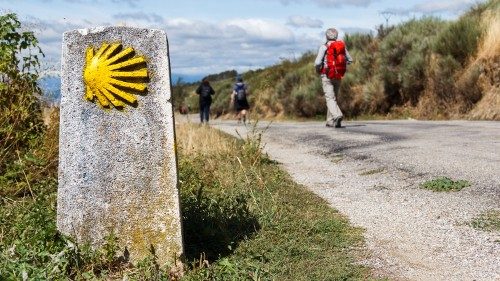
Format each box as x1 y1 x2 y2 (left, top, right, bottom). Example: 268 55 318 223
231 75 250 124
314 28 353 128
195 78 215 124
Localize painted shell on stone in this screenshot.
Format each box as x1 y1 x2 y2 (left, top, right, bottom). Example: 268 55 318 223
83 43 148 109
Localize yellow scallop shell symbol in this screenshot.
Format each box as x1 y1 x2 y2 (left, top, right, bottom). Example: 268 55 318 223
83 43 148 109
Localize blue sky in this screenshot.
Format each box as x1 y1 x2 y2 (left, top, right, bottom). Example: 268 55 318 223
1 0 482 81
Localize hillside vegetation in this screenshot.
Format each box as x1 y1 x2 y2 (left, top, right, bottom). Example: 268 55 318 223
175 0 499 120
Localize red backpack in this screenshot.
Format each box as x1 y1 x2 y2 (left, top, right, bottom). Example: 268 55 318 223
323 40 347 80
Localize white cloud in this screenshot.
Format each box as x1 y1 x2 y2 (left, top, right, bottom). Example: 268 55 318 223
222 19 295 43
113 12 164 24
381 0 478 16
312 0 374 7
287 15 323 28
23 15 312 77
270 0 375 8
342 27 374 35
413 0 476 14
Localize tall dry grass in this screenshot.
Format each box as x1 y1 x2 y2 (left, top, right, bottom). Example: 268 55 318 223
175 122 237 156
467 6 500 120
477 9 500 59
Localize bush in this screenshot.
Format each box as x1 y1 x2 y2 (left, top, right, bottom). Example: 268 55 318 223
344 33 374 52
287 79 324 117
379 17 446 106
434 16 483 65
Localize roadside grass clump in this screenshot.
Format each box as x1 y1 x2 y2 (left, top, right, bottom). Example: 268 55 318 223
420 177 471 192
468 210 500 232
177 122 372 280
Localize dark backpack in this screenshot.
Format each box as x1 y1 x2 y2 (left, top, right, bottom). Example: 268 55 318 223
235 83 246 101
199 84 212 98
324 40 347 80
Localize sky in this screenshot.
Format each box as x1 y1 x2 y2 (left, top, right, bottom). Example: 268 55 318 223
1 0 483 81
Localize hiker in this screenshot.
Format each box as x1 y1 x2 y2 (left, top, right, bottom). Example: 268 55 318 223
195 78 215 123
231 75 250 124
314 28 353 128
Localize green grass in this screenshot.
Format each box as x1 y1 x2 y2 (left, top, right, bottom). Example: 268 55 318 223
178 123 373 280
469 210 500 232
420 177 471 192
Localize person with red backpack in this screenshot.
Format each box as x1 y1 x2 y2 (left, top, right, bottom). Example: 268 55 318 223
314 28 353 128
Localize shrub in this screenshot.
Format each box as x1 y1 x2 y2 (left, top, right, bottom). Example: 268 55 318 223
417 54 461 118
379 17 446 106
344 33 374 51
362 76 388 114
434 16 483 65
0 13 45 173
288 79 324 117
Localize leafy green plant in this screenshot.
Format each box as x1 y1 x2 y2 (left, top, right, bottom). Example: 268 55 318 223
420 177 471 192
0 13 45 174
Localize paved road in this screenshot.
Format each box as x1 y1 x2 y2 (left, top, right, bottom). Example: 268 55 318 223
210 119 500 281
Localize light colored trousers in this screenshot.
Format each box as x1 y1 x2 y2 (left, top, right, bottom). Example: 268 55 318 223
321 76 343 124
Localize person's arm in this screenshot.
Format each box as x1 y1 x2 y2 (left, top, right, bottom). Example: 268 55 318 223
195 85 201 95
210 86 215 96
345 48 353 64
230 90 235 105
314 44 327 74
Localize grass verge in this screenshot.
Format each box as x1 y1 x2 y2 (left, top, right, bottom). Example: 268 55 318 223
0 119 372 280
178 122 372 280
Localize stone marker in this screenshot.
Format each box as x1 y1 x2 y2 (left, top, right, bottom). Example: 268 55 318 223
57 26 183 266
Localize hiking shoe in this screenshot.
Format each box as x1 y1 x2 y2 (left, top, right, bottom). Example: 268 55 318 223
334 117 343 128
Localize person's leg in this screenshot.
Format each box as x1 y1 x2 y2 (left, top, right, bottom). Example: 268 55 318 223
241 109 247 124
332 79 343 127
199 104 204 123
236 109 241 123
322 76 343 125
205 105 210 123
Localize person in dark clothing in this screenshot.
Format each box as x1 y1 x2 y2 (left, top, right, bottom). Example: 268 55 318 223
231 76 250 124
195 78 215 123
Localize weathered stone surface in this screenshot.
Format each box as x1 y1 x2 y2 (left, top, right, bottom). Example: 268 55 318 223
57 26 183 265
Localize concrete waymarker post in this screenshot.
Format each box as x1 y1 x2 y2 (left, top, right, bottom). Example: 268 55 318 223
57 26 183 266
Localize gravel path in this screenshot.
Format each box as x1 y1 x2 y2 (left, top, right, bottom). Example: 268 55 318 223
209 119 500 281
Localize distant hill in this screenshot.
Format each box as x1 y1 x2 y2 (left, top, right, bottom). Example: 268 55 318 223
38 76 61 104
